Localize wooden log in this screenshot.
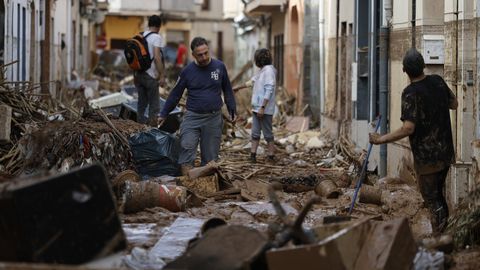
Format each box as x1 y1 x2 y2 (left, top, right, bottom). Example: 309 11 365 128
0 105 12 143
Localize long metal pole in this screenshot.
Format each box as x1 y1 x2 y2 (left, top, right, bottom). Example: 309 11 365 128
349 116 382 214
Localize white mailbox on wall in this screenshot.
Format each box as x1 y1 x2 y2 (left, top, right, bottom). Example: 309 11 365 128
423 35 445 64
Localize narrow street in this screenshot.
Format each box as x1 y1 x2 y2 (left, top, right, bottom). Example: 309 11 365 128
1 0 480 269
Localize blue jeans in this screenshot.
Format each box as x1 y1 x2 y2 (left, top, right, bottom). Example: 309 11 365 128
178 110 223 166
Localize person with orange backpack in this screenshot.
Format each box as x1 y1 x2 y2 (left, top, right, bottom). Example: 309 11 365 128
126 15 165 126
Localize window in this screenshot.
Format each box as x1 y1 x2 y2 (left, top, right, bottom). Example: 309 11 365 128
201 0 209 11
110 39 127 50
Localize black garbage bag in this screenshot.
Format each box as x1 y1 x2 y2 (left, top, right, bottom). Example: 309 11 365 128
128 128 180 177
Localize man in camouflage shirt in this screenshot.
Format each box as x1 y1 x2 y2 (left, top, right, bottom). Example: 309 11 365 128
369 48 457 233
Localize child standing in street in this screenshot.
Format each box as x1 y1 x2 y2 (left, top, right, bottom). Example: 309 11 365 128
233 48 277 163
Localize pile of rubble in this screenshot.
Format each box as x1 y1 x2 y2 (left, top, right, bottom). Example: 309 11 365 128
1 64 479 269
0 66 147 180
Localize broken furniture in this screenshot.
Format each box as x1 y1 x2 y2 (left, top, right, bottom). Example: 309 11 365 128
0 164 126 264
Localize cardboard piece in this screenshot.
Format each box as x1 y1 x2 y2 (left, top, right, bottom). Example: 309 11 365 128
267 218 417 270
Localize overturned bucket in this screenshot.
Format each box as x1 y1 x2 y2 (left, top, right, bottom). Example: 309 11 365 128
122 181 187 213
315 179 340 199
359 185 382 205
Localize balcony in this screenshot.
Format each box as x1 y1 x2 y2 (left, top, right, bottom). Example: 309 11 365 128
245 0 285 15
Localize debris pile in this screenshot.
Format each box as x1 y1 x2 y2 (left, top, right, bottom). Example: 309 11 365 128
0 64 148 179
447 187 480 249
21 119 146 178
0 77 63 176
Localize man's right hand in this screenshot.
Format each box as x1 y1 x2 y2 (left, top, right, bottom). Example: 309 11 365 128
157 116 166 127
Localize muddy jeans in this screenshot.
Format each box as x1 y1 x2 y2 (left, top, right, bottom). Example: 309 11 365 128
417 167 450 233
178 110 223 166
134 72 160 126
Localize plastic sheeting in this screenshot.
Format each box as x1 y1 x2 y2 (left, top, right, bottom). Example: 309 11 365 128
128 128 180 177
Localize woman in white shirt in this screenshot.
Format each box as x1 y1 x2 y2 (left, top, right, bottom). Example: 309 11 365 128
233 48 277 163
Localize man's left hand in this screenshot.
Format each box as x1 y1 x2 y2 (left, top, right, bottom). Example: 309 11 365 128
230 113 237 123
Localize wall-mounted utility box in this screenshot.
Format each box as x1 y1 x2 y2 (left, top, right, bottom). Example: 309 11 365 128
423 35 444 64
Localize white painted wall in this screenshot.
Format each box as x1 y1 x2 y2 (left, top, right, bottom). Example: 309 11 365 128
223 0 243 19
3 0 97 88
392 0 410 29
109 0 160 12
4 0 37 82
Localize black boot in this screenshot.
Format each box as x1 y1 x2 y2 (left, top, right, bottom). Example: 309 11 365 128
250 153 257 163
418 168 450 234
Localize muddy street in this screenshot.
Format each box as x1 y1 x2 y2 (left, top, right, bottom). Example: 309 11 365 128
2 0 480 269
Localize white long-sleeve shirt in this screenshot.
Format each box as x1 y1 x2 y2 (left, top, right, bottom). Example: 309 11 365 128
251 65 276 115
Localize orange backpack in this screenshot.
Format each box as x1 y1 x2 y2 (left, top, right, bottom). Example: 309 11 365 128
124 32 154 71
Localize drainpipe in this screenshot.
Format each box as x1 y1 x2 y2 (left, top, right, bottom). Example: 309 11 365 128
335 0 340 122
66 0 72 82
411 0 416 48
367 0 377 121
319 0 325 121
379 0 392 177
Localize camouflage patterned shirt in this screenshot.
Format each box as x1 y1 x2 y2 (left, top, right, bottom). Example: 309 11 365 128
401 74 455 175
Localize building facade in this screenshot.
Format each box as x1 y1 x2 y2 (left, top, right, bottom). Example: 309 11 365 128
100 0 235 70
309 0 480 209
1 0 106 94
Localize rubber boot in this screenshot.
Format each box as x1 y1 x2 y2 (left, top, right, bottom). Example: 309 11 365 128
418 169 449 234
266 141 275 162
250 153 257 163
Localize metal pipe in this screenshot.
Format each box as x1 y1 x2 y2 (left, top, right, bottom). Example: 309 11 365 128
368 0 377 121
66 0 72 82
378 0 392 177
411 0 416 48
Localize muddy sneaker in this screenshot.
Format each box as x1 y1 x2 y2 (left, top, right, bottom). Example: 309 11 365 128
250 153 257 163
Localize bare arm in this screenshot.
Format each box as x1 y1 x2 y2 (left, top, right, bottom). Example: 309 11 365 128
369 120 415 144
153 47 165 82
232 80 253 92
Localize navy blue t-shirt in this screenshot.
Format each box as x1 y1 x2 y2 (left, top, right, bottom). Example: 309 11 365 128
160 59 236 117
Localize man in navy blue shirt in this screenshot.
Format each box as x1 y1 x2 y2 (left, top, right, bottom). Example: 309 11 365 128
158 37 237 175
